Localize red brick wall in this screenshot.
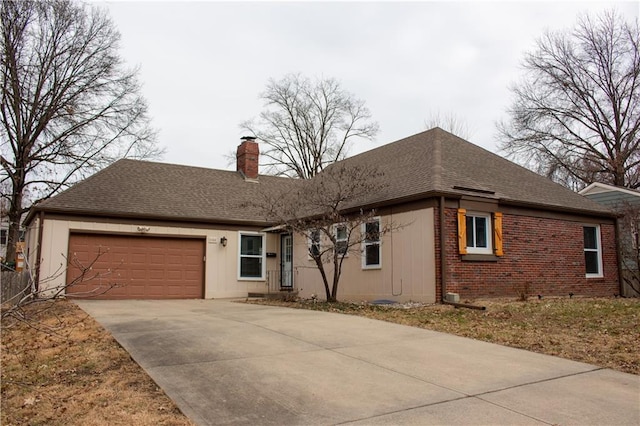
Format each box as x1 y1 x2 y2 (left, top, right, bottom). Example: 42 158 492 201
236 140 259 179
437 207 619 299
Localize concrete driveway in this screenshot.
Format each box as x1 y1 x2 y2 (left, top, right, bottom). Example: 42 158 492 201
76 299 640 426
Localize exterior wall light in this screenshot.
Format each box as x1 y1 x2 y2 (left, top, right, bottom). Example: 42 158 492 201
220 236 227 247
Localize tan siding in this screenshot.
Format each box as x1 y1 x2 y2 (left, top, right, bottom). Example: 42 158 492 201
36 218 276 299
293 207 436 303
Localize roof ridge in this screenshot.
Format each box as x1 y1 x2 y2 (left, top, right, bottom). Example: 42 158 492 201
432 132 443 191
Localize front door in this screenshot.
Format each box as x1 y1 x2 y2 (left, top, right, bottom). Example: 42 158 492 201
281 234 293 289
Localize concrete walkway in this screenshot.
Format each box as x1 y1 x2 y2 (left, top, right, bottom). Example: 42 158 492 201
76 299 640 426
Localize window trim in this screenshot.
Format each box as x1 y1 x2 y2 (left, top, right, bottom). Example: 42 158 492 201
238 231 266 281
334 223 349 256
361 217 381 269
308 229 321 260
583 225 603 278
465 212 493 255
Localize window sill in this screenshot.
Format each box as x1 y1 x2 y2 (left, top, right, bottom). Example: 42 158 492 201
362 265 381 270
461 254 499 262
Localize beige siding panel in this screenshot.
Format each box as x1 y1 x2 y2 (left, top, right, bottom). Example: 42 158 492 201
35 218 276 299
293 207 436 303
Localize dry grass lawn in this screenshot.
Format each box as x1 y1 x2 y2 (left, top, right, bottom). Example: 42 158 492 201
247 296 640 375
1 300 193 426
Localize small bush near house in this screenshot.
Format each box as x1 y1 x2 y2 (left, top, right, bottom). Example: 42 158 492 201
1 300 194 426
246 297 640 375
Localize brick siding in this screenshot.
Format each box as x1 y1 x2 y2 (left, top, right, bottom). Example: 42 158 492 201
436 207 619 299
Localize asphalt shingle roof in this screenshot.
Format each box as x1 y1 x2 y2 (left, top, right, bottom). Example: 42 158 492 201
36 160 301 224
334 128 613 215
33 128 613 223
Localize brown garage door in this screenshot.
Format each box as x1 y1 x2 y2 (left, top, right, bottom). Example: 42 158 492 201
66 234 204 299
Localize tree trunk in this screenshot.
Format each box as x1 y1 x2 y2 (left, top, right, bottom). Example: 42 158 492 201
313 256 332 301
4 187 24 266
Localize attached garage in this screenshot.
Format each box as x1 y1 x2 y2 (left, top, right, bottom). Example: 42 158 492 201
66 233 205 299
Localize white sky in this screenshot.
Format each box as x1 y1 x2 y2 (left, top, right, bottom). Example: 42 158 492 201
100 0 640 171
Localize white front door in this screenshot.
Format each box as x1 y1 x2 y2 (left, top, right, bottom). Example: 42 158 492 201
281 234 293 288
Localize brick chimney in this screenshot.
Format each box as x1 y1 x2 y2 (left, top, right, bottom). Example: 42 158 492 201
236 136 259 179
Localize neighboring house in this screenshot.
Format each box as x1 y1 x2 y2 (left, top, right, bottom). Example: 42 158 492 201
24 129 621 302
0 218 8 262
1 216 25 264
580 182 640 297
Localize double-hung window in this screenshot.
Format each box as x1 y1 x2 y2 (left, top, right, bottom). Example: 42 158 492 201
362 217 381 269
583 225 603 277
334 224 348 255
465 212 492 254
238 232 265 280
308 229 321 258
457 209 503 256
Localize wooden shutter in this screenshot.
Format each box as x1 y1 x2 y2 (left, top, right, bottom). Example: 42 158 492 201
493 212 503 256
457 208 467 255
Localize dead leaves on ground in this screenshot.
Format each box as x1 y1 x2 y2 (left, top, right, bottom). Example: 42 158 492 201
1 300 193 426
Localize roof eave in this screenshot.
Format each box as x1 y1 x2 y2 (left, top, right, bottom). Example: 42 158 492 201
27 206 276 228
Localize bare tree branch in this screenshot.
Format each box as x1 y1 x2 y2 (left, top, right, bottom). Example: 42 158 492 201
425 111 474 140
1 247 123 330
247 164 403 302
498 9 640 191
241 73 379 179
0 0 163 265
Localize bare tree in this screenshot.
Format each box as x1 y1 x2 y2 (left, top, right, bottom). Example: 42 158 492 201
425 111 473 140
615 201 640 297
0 0 162 265
1 248 122 327
498 9 640 190
254 163 399 302
241 73 379 179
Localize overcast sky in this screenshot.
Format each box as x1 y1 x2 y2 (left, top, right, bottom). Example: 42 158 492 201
100 0 639 171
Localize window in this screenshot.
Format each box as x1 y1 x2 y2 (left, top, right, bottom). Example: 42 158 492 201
308 229 321 258
457 209 503 256
334 224 348 255
465 212 492 254
583 225 603 277
362 218 381 269
0 229 6 245
238 232 265 280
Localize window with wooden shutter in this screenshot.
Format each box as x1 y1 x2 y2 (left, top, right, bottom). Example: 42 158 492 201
493 212 503 256
458 209 503 257
457 208 467 255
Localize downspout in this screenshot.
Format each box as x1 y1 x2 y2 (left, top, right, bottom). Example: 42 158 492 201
34 210 45 293
614 216 625 297
440 195 447 302
439 195 486 311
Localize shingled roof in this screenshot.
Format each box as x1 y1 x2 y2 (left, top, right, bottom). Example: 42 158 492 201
31 127 613 224
33 160 301 225
331 127 613 216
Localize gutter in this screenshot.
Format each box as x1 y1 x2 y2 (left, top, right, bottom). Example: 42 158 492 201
25 206 276 228
614 216 624 297
440 196 447 302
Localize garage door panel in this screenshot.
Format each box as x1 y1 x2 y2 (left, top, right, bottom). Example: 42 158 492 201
66 234 204 299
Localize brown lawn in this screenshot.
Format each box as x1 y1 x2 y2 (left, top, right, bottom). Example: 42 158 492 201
1 300 194 426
